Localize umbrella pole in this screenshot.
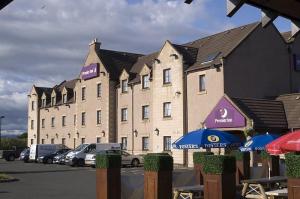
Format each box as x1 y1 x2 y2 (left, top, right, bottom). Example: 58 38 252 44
268 161 271 179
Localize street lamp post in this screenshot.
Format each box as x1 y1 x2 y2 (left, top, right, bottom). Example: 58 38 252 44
0 116 5 149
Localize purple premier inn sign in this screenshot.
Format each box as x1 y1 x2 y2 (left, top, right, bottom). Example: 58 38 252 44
204 97 246 128
81 63 99 80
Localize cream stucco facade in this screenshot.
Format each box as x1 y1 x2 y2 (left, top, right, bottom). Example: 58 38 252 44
28 23 300 166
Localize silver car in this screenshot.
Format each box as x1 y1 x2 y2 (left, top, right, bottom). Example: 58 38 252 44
85 150 144 167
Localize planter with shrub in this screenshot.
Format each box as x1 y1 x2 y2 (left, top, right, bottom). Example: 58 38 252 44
286 153 300 199
230 150 250 185
96 153 121 199
260 150 279 178
203 155 236 199
193 151 213 185
144 153 173 199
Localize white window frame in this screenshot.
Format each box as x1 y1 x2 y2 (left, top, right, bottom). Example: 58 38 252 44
163 136 171 151
41 119 45 128
199 74 206 92
142 137 149 151
31 101 35 111
82 87 86 101
163 68 171 84
42 98 46 107
121 108 128 122
51 96 56 106
142 105 149 120
163 102 171 118
63 94 67 104
31 120 34 129
97 110 101 125
121 137 127 150
142 74 150 89
51 117 55 127
97 83 102 98
81 112 86 126
121 79 128 93
62 116 66 127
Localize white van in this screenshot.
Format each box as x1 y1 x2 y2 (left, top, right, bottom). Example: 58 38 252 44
66 143 120 167
29 144 63 162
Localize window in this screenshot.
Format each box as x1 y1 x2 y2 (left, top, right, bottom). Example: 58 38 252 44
81 138 85 144
81 112 86 126
96 137 101 143
51 138 54 144
121 108 128 122
97 110 101 125
163 102 171 118
51 97 55 106
63 94 67 104
41 139 45 144
163 68 171 84
121 137 127 150
62 116 66 127
142 75 150 89
97 83 102 97
142 105 149 120
74 114 76 126
74 91 76 102
62 138 66 145
41 119 45 128
199 74 206 92
82 87 86 100
121 79 128 93
31 139 34 145
51 117 55 127
31 101 35 111
31 120 34 129
163 136 171 151
142 137 149 151
42 99 46 107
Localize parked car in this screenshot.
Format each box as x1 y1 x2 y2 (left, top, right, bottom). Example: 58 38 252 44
0 146 26 161
38 148 70 164
53 150 70 164
85 150 144 167
66 143 120 167
29 144 64 162
19 148 30 163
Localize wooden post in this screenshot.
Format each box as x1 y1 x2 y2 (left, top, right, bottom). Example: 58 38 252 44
235 152 250 185
193 152 213 185
96 154 121 199
144 153 173 199
261 155 279 178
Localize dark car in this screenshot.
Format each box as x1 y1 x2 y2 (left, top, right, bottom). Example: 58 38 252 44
39 148 70 164
1 146 26 161
19 148 30 163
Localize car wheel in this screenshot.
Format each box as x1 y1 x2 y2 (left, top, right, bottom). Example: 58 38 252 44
46 158 53 164
8 155 15 161
77 159 84 167
131 159 140 167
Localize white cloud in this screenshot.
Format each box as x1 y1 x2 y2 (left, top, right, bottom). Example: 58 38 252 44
0 0 236 133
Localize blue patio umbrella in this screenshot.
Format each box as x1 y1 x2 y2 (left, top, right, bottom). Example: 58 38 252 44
172 129 242 149
239 133 279 152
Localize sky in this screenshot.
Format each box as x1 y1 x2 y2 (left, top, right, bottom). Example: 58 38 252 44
0 0 292 135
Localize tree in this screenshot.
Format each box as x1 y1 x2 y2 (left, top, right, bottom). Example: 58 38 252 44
18 132 27 139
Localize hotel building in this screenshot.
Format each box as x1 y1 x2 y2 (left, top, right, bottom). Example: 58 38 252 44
28 22 300 165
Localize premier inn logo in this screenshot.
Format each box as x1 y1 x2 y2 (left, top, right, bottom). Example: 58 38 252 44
214 108 233 124
207 135 220 143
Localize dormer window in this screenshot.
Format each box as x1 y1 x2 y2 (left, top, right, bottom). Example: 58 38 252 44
63 94 67 104
121 79 128 93
142 75 150 89
51 96 56 106
42 98 46 107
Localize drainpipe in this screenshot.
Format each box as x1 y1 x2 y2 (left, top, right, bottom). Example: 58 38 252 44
131 84 134 155
183 69 188 167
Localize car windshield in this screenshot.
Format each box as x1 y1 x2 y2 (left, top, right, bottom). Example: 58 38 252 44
73 144 89 152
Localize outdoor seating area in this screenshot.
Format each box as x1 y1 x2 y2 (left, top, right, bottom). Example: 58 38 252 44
170 129 300 199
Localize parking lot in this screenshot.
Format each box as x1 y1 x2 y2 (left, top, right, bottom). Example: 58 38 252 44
0 159 195 199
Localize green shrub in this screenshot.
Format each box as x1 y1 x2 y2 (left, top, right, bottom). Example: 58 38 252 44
203 155 236 175
193 152 214 164
96 154 121 169
230 150 250 161
285 153 300 178
0 138 27 150
144 153 173 171
260 150 271 160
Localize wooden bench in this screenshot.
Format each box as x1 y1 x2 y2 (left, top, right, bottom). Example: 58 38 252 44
173 185 204 199
265 188 288 199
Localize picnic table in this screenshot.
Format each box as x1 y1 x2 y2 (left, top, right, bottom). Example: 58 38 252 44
241 176 287 199
173 185 204 199
265 188 288 199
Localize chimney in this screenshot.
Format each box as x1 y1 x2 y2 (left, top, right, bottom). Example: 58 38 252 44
89 38 101 51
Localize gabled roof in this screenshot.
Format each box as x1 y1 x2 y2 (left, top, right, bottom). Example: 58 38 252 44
96 49 143 80
185 22 260 72
231 97 288 130
0 0 13 10
35 87 52 97
277 93 300 129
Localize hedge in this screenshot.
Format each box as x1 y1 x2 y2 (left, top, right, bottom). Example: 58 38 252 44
203 155 236 175
260 150 271 160
230 150 250 161
144 153 173 172
193 152 214 164
286 153 300 178
96 154 121 169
